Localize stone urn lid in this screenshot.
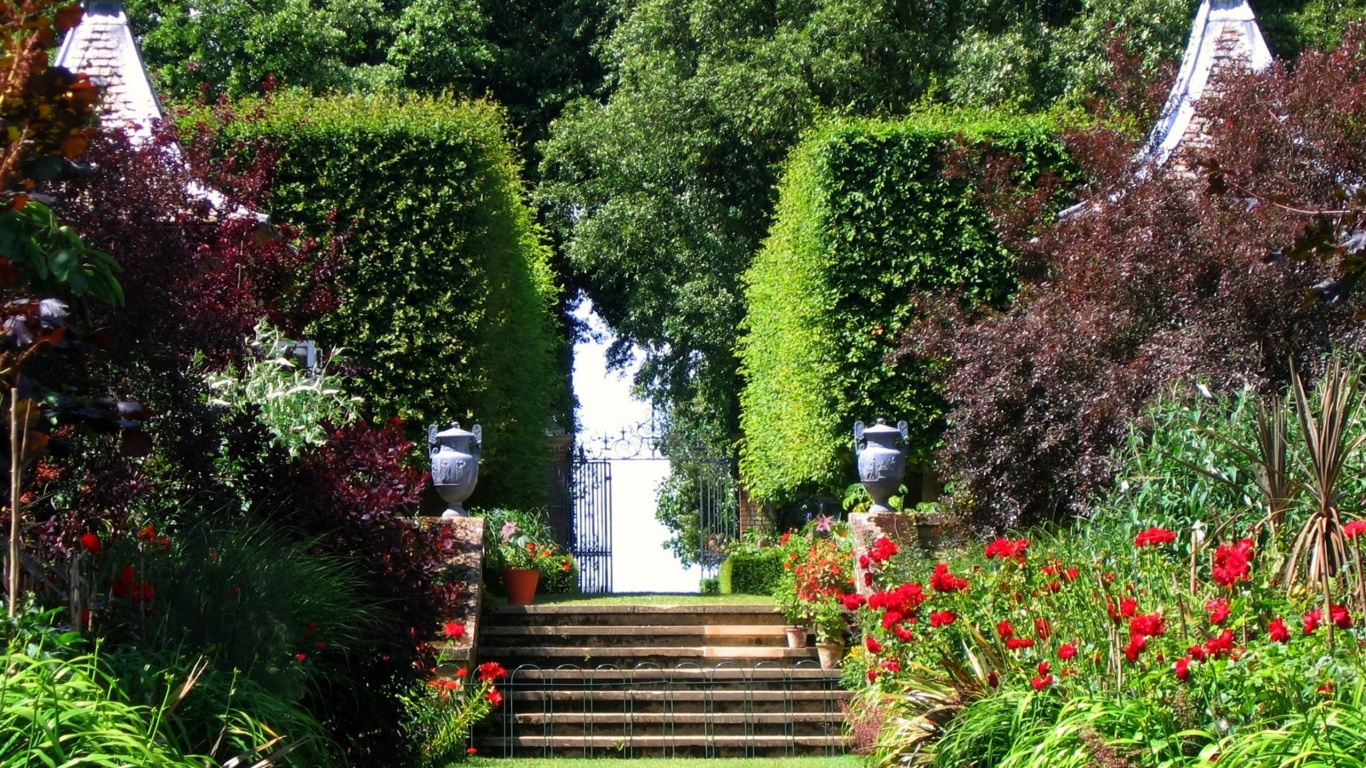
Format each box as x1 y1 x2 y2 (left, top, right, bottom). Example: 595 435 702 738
432 423 480 442
859 419 902 440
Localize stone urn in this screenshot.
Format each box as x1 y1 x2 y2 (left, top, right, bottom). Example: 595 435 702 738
854 419 909 513
429 422 482 517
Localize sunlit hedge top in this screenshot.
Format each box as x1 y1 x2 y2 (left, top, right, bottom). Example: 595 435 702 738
197 92 561 509
738 113 1068 506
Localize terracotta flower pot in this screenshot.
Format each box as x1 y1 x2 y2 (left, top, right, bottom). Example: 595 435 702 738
503 566 540 606
816 640 844 670
785 626 810 648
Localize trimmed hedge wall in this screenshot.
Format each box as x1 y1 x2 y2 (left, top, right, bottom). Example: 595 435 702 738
202 93 562 509
718 549 786 596
738 114 1068 505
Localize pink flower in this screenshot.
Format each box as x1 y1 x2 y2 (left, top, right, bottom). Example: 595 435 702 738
499 521 519 541
1135 526 1177 547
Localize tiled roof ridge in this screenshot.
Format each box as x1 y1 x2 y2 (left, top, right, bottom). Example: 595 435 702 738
1141 0 1273 169
53 0 165 141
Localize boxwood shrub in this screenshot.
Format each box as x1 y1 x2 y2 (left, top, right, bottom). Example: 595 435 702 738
196 93 563 509
739 114 1069 505
719 548 786 595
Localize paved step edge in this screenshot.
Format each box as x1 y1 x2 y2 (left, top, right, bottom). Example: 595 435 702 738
499 667 838 681
505 712 841 725
509 690 851 702
489 604 780 616
493 646 816 659
476 735 845 747
482 624 791 637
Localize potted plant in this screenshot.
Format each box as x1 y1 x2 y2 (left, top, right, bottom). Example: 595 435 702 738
493 520 559 605
811 598 850 669
772 517 855 661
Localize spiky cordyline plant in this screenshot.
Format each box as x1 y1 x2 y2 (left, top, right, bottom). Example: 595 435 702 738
1287 360 1366 630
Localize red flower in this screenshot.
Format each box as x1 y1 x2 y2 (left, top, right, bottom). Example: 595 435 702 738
138 524 157 541
1174 656 1192 681
295 653 307 663
1059 642 1077 660
485 688 503 706
1344 520 1366 539
442 621 466 639
1034 618 1052 639
1134 526 1177 547
868 536 899 564
929 611 957 627
1037 661 1050 676
1205 598 1231 626
1124 635 1147 662
881 659 901 673
1064 567 1080 582
79 532 101 555
111 564 135 597
1211 539 1254 587
1268 617 1290 643
1130 612 1165 639
865 636 883 654
892 624 914 642
867 669 879 682
1187 644 1207 662
987 671 999 688
841 592 867 610
984 537 1031 562
1331 604 1353 630
1304 608 1323 635
466 747 478 756
477 661 507 681
1120 597 1137 618
1006 637 1035 650
1202 629 1236 659
1030 674 1053 690
997 620 1015 639
930 563 969 592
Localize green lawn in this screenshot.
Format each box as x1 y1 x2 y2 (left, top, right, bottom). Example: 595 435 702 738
514 593 776 606
463 757 863 767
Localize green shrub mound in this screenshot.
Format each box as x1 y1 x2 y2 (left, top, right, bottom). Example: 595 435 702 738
204 93 562 509
719 548 786 595
739 114 1068 505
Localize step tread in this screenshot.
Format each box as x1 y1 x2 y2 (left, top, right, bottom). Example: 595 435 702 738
489 604 780 616
509 689 851 703
506 711 841 724
482 624 790 636
477 734 845 747
498 666 838 681
492 646 816 659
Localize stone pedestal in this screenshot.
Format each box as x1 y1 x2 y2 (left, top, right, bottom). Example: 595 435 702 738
417 516 485 666
849 510 917 594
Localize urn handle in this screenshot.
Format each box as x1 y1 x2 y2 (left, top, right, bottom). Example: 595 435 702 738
853 420 866 450
897 420 909 444
471 424 482 457
427 423 439 455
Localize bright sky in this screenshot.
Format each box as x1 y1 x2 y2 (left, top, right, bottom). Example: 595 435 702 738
571 301 700 593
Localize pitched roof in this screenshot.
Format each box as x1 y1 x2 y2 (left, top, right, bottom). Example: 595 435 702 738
1142 0 1273 168
53 1 164 141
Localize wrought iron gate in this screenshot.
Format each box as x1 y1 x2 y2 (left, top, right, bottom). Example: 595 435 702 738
572 459 612 593
564 415 738 593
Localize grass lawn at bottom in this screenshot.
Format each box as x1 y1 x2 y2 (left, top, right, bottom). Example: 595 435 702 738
461 758 863 767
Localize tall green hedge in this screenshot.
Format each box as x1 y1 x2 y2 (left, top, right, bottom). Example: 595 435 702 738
738 114 1068 505
204 93 562 509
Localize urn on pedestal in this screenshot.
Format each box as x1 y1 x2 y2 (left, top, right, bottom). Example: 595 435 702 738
429 422 482 517
854 419 909 514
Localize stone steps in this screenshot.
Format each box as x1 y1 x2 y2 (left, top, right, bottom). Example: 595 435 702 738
472 602 850 758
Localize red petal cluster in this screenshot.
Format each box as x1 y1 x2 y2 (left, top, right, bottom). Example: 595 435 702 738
1134 526 1177 547
930 562 969 592
1211 539 1254 587
984 537 1031 562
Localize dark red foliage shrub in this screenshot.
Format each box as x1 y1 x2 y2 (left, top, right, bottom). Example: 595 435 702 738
915 29 1366 531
